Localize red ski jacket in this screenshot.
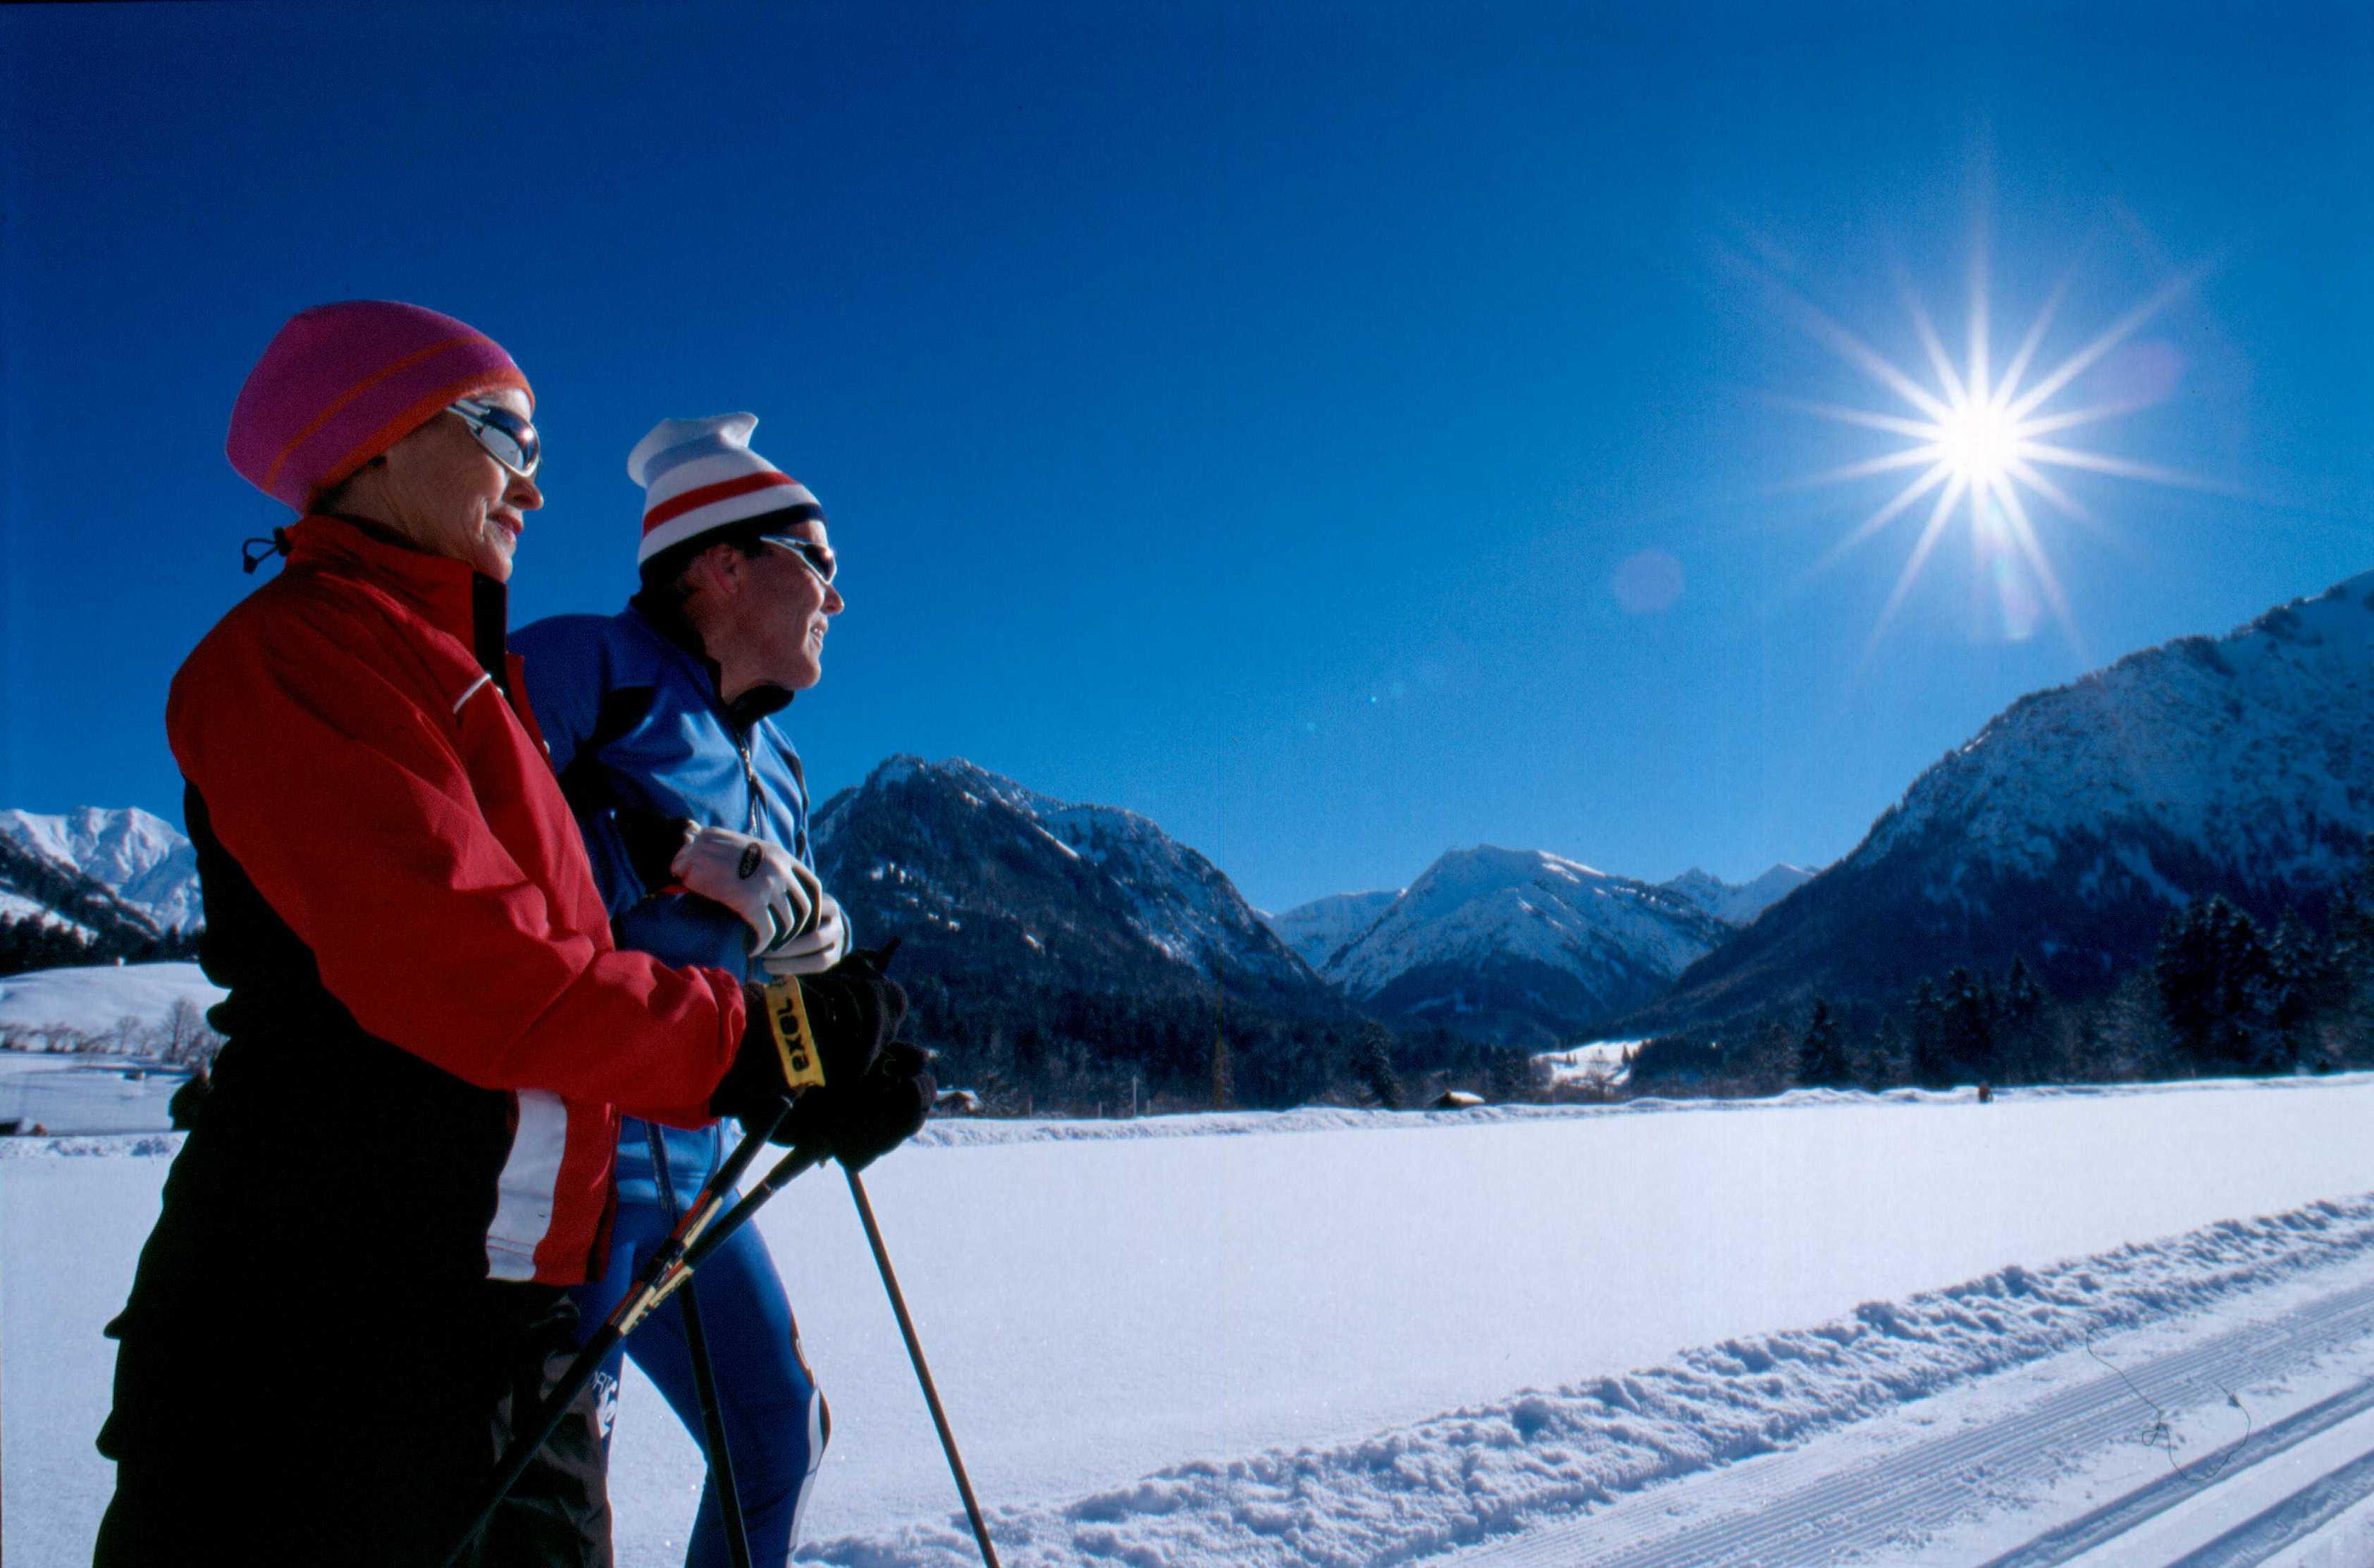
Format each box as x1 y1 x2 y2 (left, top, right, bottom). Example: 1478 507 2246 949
164 516 745 1285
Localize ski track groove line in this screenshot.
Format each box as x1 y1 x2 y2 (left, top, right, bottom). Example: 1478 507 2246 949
1977 1374 2374 1565
1454 1279 2374 1568
2164 1440 2374 1568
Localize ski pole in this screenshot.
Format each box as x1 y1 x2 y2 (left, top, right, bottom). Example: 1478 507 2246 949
440 1100 808 1568
649 1123 754 1568
847 1166 1003 1568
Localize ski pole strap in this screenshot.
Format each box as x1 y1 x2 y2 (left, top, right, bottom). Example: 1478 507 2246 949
761 978 829 1092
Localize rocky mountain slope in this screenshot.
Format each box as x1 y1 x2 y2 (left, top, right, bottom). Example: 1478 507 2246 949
811 756 1354 1105
1630 572 2374 1032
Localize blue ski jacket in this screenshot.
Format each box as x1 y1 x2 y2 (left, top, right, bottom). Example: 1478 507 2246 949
513 603 820 1204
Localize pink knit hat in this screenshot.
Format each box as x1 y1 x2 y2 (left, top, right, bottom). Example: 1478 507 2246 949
226 301 532 511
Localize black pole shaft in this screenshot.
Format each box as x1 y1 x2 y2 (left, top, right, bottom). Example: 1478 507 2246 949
440 1101 797 1568
650 1125 754 1568
846 1167 1002 1568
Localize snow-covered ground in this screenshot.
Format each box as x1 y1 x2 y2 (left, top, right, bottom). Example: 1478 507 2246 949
0 961 223 1045
0 1053 189 1135
7 1076 2374 1566
1537 1037 1642 1089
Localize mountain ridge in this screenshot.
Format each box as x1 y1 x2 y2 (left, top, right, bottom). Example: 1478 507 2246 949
1628 571 2374 1033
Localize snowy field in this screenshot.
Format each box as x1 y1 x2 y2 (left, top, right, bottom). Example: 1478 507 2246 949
0 963 222 1044
7 1076 2374 1565
0 964 221 1133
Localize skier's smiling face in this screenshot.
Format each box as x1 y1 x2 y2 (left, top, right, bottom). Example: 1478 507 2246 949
698 517 843 701
355 386 543 581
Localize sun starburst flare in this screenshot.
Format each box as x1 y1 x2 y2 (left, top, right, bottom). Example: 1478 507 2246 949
1771 244 2225 650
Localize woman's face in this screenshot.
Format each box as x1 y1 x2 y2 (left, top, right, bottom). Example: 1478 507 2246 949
371 387 543 581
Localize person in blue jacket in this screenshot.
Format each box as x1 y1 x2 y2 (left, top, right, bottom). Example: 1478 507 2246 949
514 412 857 1567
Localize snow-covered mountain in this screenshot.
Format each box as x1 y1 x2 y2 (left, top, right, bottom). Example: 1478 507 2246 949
1634 572 2374 1032
1320 846 1735 1047
811 757 1350 1102
0 832 167 950
819 756 1321 994
1661 864 1818 927
0 808 201 932
1263 889 1399 970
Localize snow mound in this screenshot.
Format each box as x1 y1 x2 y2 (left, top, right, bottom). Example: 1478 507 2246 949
799 1193 2374 1567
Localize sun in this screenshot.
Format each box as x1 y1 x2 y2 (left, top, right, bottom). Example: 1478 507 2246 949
1771 242 2215 647
1939 397 2017 486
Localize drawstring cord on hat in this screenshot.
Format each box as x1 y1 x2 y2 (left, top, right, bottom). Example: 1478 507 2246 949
241 527 292 574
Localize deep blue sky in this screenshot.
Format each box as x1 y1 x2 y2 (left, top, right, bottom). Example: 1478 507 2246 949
3 2 2368 912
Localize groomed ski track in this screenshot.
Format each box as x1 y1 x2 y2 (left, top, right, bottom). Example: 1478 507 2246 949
798 1195 2374 1567
1446 1266 2374 1567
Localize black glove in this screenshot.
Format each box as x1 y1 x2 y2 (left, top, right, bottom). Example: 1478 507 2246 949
783 1040 937 1171
710 951 908 1129
613 808 695 893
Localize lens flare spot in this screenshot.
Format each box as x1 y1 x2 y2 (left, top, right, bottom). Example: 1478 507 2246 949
1612 550 1686 615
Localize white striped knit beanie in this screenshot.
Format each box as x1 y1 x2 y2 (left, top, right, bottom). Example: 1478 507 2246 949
628 413 821 565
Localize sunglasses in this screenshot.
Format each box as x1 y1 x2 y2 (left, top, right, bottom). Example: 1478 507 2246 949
447 397 541 479
758 532 837 589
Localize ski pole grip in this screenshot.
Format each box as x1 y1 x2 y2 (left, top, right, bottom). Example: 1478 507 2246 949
761 978 829 1092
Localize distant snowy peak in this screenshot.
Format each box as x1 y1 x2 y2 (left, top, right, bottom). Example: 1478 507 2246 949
1264 890 1399 970
1323 845 1734 1045
1661 863 1817 927
0 808 201 932
814 755 1328 1004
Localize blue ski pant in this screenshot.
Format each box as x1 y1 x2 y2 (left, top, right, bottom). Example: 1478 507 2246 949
571 1199 827 1568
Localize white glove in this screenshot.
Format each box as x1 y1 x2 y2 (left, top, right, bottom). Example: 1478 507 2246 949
671 827 818 955
760 891 850 977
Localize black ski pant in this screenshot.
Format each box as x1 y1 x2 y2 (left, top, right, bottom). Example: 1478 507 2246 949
92 1278 610 1568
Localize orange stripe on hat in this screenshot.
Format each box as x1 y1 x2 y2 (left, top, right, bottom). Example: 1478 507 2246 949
322 369 532 498
260 335 493 498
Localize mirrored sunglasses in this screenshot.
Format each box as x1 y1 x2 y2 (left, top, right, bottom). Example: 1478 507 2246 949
447 397 541 479
758 532 837 588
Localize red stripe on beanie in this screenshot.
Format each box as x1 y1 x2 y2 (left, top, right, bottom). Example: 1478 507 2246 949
642 471 800 532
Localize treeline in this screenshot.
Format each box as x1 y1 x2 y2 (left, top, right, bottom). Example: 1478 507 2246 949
1624 841 2374 1099
899 968 1528 1116
0 914 200 979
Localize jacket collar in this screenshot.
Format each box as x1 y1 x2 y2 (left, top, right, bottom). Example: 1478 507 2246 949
622 600 793 725
290 514 512 691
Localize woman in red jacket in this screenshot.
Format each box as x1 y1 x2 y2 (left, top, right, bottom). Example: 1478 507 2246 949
92 301 930 1568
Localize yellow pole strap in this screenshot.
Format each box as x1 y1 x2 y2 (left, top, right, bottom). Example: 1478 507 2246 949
762 978 829 1093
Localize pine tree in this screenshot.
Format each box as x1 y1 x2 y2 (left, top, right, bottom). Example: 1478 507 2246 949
1795 999 1853 1088
1750 1016 1795 1094
2265 910 2327 1067
1486 1047 1533 1103
1352 1025 1403 1110
2154 896 2279 1074
1998 957 2047 1082
1909 978 1948 1087
1939 966 1998 1085
1210 992 1234 1111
